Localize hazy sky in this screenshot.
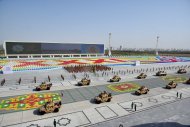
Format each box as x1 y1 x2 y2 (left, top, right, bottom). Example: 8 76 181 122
0 0 190 49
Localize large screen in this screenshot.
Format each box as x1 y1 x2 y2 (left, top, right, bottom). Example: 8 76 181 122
5 42 104 54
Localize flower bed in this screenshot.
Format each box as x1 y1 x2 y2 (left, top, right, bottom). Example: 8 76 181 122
0 93 61 110
107 82 140 92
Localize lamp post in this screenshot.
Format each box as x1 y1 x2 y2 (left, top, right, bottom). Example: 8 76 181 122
108 33 112 56
155 36 159 56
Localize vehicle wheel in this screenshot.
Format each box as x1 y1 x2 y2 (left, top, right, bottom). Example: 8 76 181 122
107 98 111 102
36 88 40 91
59 101 62 105
39 111 45 115
95 100 101 104
54 108 59 112
135 92 140 96
47 87 50 90
145 92 148 94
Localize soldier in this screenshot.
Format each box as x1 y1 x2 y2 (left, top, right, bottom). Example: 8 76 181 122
53 119 56 127
180 93 182 99
134 104 137 111
131 102 134 109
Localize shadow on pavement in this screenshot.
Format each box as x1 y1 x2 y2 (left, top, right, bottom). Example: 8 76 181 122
130 92 138 96
89 98 97 104
131 122 190 127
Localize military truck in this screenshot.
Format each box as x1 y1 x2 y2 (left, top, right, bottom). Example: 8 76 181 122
135 86 149 95
94 91 112 104
39 100 61 115
110 75 121 82
177 69 187 74
166 81 177 89
36 82 52 91
156 71 167 76
137 73 147 79
78 78 91 86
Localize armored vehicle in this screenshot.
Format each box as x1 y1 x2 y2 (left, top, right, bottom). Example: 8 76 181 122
166 81 177 89
137 73 147 79
110 75 121 82
94 91 112 104
135 86 149 95
156 71 167 76
39 100 61 115
177 69 187 74
78 78 91 86
36 82 52 91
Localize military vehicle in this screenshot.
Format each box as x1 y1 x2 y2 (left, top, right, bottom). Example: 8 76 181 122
110 75 121 82
186 78 190 84
156 71 167 76
166 81 177 89
135 86 149 95
137 73 147 79
39 100 61 115
177 69 187 74
36 82 52 91
94 91 112 104
77 78 91 86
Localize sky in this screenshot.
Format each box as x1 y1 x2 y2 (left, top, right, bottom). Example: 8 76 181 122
0 0 190 49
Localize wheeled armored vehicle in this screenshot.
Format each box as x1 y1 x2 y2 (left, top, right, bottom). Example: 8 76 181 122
137 73 147 79
39 100 62 115
166 81 177 89
78 78 91 86
36 82 52 91
110 75 121 82
135 86 149 95
94 91 112 104
177 69 187 74
156 71 167 76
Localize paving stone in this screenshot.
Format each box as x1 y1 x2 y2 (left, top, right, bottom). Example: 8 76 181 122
96 106 118 119
83 108 105 124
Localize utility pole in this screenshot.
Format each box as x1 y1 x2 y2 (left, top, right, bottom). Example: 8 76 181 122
155 36 159 56
108 33 112 56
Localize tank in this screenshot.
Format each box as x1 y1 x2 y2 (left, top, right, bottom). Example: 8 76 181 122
177 69 187 74
39 100 62 115
94 91 112 104
36 82 52 91
78 78 91 86
156 71 167 76
166 81 177 89
110 75 121 82
137 73 147 79
135 86 149 95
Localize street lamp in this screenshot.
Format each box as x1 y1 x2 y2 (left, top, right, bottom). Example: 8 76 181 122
155 36 159 56
108 33 112 56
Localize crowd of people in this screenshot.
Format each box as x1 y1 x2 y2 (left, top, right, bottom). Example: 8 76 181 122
64 65 112 73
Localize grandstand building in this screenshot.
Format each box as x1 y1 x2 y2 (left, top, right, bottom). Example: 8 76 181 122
3 42 104 58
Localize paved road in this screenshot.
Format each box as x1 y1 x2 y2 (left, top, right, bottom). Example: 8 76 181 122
0 73 189 115
89 97 190 127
